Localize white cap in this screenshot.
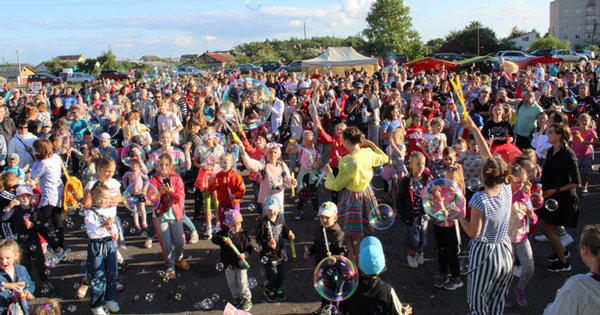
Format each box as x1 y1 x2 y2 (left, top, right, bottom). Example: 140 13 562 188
99 133 110 141
318 202 337 217
299 82 310 89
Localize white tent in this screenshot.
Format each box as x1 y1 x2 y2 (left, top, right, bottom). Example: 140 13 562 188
303 47 379 76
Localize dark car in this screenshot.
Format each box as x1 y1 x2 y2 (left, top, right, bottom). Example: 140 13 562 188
27 73 62 85
530 49 554 57
284 60 303 72
260 61 284 72
224 63 262 75
386 53 409 65
99 69 133 81
433 53 466 62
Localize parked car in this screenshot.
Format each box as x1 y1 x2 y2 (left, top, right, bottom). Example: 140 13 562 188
176 66 207 77
433 53 466 62
530 49 554 57
65 72 96 85
575 49 596 60
494 50 531 62
285 60 303 72
386 53 409 65
260 61 284 72
27 73 62 85
224 64 262 75
99 69 133 81
549 49 588 62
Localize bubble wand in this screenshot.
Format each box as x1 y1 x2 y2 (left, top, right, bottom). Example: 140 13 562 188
222 237 250 269
291 172 296 197
449 75 469 124
289 230 296 258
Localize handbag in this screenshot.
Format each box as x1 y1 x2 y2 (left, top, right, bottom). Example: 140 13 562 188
381 164 393 181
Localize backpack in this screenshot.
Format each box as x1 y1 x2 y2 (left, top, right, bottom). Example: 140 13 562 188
61 159 84 212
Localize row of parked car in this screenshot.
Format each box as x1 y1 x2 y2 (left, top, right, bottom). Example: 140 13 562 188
28 69 134 85
430 49 595 64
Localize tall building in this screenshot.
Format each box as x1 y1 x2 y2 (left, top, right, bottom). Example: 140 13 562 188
550 0 598 47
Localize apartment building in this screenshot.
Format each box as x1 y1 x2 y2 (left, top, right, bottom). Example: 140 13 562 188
550 0 598 47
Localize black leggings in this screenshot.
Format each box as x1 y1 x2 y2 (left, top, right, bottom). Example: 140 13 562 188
433 224 460 278
330 167 339 204
40 205 65 249
21 239 48 282
297 175 318 212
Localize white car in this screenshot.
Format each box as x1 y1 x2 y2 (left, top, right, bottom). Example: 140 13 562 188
551 49 588 63
66 72 96 85
176 66 208 77
495 51 531 62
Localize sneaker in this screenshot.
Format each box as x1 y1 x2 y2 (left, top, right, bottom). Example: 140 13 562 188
513 265 522 278
514 286 527 306
505 297 513 308
240 299 253 311
41 281 55 294
189 231 199 244
263 288 277 302
534 234 549 242
91 307 108 315
434 274 449 288
416 252 424 265
582 188 589 196
443 277 463 291
166 268 177 280
232 297 242 308
105 301 120 313
116 282 123 291
560 233 574 247
546 260 571 272
547 250 570 263
274 289 287 301
144 238 153 249
175 259 190 271
294 211 302 221
407 254 418 268
204 229 212 240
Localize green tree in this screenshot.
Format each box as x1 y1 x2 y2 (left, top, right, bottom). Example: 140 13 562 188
425 38 446 54
585 45 599 56
97 48 118 70
76 58 100 77
447 21 501 55
528 36 570 52
362 0 425 60
44 57 70 76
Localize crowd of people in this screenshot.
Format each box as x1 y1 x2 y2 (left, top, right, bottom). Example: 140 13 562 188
0 59 599 315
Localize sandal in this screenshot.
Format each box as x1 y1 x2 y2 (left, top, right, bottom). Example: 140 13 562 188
76 283 89 299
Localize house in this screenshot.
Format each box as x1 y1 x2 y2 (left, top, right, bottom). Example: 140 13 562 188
140 55 161 62
199 52 236 69
508 31 538 52
58 55 86 63
0 75 6 86
0 64 36 85
180 54 202 60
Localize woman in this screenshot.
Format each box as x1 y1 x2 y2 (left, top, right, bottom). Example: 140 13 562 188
283 94 303 172
543 224 600 314
366 84 381 145
481 102 521 163
434 80 453 104
7 119 38 172
323 127 389 265
540 123 580 272
451 117 514 314
471 86 492 118
380 106 403 147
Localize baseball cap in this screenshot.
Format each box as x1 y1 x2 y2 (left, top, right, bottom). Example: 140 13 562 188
16 186 33 197
41 122 51 128
299 82 310 89
224 209 243 226
263 195 281 211
445 98 455 105
8 153 19 162
317 202 337 217
99 133 110 141
352 82 364 89
359 236 386 276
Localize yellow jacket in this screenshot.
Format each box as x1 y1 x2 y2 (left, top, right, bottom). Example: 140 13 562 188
325 146 389 192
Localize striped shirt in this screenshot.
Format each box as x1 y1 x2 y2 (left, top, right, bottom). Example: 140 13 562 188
468 184 511 244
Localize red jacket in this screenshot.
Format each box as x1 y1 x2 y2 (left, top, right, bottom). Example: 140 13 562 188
208 169 246 206
150 173 186 221
317 128 348 168
242 135 265 181
330 95 349 121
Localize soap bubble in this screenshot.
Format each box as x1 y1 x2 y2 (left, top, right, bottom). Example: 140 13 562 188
245 0 261 11
260 256 270 264
321 304 339 315
421 179 466 221
120 143 145 167
266 129 280 142
89 106 121 138
45 255 59 268
44 269 51 275
73 282 80 289
30 245 36 251
561 96 578 113
123 182 160 214
341 156 357 170
467 178 482 192
460 257 469 275
299 182 307 190
368 204 395 230
416 138 428 149
200 298 213 310
222 78 272 130
144 63 179 86
530 193 544 210
410 179 423 192
248 204 256 212
56 127 74 152
436 168 446 178
134 295 140 301
145 293 155 301
122 221 129 228
129 227 138 234
248 277 258 289
215 263 224 272
545 198 559 212
253 244 262 252
313 255 358 302
68 305 77 312
373 165 383 176
211 293 220 302
201 132 227 147
66 221 74 228
174 293 182 300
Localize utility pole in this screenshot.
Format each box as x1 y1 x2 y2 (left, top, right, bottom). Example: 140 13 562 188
304 22 307 40
204 28 208 52
16 50 21 85
477 22 481 56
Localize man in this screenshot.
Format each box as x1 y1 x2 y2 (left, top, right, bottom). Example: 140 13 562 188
284 72 299 94
138 89 158 132
0 106 16 143
344 82 373 137
61 87 76 110
265 74 285 100
532 63 546 82
509 89 544 150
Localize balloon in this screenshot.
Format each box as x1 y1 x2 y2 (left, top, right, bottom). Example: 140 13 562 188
545 198 559 212
561 97 578 113
120 143 145 167
422 179 467 221
530 193 544 210
122 182 160 214
144 63 179 87
368 204 395 230
313 255 358 302
467 178 482 192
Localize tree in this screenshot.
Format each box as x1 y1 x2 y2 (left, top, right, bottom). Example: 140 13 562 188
97 48 118 70
44 57 70 76
362 0 425 60
76 58 100 77
425 38 446 54
528 35 570 52
446 21 501 55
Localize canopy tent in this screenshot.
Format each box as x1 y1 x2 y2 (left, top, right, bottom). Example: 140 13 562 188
403 57 458 73
303 47 379 76
515 56 564 71
455 56 518 74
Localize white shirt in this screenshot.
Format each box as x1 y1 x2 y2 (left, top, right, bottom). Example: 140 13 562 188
85 206 117 239
85 178 121 214
7 133 38 171
30 154 63 207
271 98 284 132
157 112 182 144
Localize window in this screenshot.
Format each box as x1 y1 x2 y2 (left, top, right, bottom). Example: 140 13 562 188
522 36 529 42
565 8 570 13
576 17 581 22
564 35 569 40
587 15 595 21
565 18 569 22
576 35 582 39
588 6 597 12
588 34 593 39
565 26 569 31
587 24 595 30
576 8 582 14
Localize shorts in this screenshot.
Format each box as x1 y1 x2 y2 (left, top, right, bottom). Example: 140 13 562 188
577 155 593 174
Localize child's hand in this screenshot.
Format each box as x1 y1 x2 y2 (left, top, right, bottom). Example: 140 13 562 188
526 208 535 219
303 251 310 260
323 164 332 174
326 251 331 257
288 232 295 241
3 282 25 292
161 183 175 195
238 253 246 260
229 194 236 201
224 237 232 246
268 238 277 249
183 142 192 152
402 304 413 315
24 221 33 230
290 178 298 187
8 199 19 209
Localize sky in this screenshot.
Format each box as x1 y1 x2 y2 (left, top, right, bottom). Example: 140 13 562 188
1 0 551 65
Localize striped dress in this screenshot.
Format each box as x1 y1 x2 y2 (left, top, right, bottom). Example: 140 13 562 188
467 184 514 315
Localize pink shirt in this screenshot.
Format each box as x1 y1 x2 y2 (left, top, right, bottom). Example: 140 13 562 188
298 146 320 170
571 127 596 157
509 191 538 243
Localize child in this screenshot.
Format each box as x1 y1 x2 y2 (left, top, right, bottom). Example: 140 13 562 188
211 209 253 311
97 133 119 164
386 128 408 206
255 195 295 303
149 153 190 280
423 118 447 171
441 99 460 143
84 182 120 315
304 202 346 313
238 132 266 220
0 186 54 294
80 147 101 188
285 130 322 220
406 113 424 156
121 159 149 232
29 299 61 315
208 154 246 230
458 134 484 202
157 100 183 145
453 138 467 157
2 154 25 184
315 122 349 204
396 152 433 268
0 239 35 315
571 113 599 196
507 165 537 307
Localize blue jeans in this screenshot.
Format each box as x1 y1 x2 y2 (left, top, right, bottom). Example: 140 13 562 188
406 220 429 252
87 238 118 309
264 260 286 290
147 214 195 239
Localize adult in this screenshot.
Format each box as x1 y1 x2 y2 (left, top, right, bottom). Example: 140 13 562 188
7 119 38 172
532 63 546 82
509 89 544 150
0 106 16 143
324 127 389 265
344 82 373 137
471 86 492 118
540 123 580 272
7 89 26 119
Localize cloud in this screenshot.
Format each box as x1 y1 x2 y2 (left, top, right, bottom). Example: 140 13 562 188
173 35 195 46
289 20 302 26
204 35 217 41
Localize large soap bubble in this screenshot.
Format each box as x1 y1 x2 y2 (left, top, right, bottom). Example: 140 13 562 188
313 255 358 302
422 179 466 221
368 204 395 230
144 63 179 86
89 105 121 138
530 193 544 210
120 143 145 167
56 127 73 152
245 0 261 11
222 78 272 130
561 97 578 113
201 132 227 147
122 182 160 214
